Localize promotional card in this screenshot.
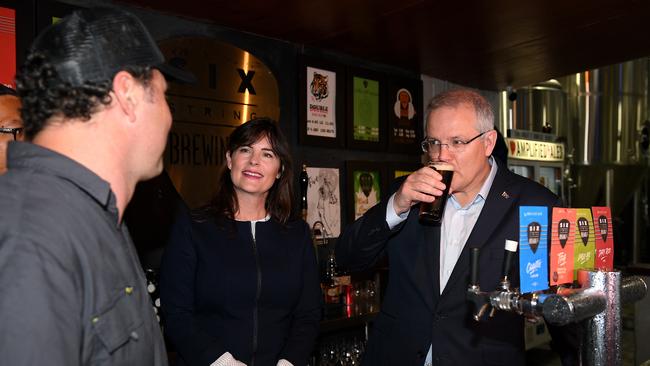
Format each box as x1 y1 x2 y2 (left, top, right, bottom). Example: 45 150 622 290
550 208 576 285
519 206 549 293
592 206 614 270
574 208 596 276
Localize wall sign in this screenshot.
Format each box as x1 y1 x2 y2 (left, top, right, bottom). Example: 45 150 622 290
0 6 16 87
507 138 565 162
158 37 280 208
298 57 345 147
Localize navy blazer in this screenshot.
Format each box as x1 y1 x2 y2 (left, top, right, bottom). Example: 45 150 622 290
336 159 561 366
160 211 322 366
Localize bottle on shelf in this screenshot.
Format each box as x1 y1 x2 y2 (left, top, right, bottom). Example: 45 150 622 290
299 164 308 221
323 250 341 304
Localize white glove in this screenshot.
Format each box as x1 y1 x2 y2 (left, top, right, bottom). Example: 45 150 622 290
277 359 294 366
210 352 247 366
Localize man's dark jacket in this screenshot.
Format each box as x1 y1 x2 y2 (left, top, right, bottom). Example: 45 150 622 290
336 159 562 366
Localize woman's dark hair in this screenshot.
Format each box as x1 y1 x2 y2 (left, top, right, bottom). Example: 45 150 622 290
15 51 153 139
199 117 295 224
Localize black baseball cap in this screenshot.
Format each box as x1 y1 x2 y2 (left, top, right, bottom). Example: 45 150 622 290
31 6 196 86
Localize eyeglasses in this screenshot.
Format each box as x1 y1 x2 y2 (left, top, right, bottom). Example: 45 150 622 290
421 130 490 155
0 127 24 141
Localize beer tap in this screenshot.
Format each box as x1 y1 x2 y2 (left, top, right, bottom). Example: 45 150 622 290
466 241 648 366
466 247 490 321
467 241 539 321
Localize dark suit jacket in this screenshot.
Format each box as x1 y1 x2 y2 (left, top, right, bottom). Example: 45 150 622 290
336 159 561 366
160 213 322 366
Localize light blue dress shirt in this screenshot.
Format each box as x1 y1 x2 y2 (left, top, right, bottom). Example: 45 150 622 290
385 157 498 366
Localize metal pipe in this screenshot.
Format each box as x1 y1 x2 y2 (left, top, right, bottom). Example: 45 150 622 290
580 270 622 366
620 275 648 304
541 288 606 326
539 271 648 366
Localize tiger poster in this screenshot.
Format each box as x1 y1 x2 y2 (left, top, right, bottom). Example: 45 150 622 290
306 66 336 138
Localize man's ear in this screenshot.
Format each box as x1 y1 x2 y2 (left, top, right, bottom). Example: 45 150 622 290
483 129 497 157
112 70 141 123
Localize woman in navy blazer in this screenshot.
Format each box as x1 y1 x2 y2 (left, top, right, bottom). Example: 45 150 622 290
160 118 322 366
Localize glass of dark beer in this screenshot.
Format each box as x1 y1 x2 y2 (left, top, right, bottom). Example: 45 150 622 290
419 161 454 224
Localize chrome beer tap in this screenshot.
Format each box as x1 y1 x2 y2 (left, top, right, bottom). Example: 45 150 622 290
466 242 648 366
467 241 534 321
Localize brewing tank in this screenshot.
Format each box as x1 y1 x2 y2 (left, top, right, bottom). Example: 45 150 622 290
555 59 650 218
557 59 650 166
499 58 650 265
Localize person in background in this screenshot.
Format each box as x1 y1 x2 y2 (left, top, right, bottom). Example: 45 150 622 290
0 7 194 365
492 126 509 165
160 118 322 366
336 89 573 365
0 84 23 174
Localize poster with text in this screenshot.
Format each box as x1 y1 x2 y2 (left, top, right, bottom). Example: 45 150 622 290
353 170 381 219
550 208 576 285
306 167 341 238
387 78 423 153
519 206 549 293
574 208 596 277
352 76 379 142
592 206 614 270
306 66 337 138
0 6 16 87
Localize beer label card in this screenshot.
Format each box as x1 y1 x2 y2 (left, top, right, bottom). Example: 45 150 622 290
592 206 614 270
550 208 576 285
519 206 549 293
574 208 596 277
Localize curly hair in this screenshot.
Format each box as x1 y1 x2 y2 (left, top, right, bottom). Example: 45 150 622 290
197 118 296 225
15 51 153 139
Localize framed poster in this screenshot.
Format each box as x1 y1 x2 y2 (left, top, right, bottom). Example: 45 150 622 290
346 69 386 151
0 0 35 87
304 165 341 238
298 56 344 147
345 161 387 222
388 161 421 180
387 77 423 154
0 5 16 87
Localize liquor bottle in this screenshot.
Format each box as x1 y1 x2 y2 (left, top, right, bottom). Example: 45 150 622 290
323 251 341 304
299 164 308 221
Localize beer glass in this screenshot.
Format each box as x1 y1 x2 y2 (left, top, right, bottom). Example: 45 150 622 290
418 161 454 224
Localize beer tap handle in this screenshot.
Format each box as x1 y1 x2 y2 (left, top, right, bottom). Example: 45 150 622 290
470 247 480 288
502 240 518 280
474 303 490 321
467 247 491 321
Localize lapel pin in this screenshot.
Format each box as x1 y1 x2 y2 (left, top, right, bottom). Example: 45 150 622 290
501 191 510 199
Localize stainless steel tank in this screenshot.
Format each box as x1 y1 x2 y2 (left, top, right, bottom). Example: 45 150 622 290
499 58 650 265
556 59 650 218
558 59 649 166
513 79 566 135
